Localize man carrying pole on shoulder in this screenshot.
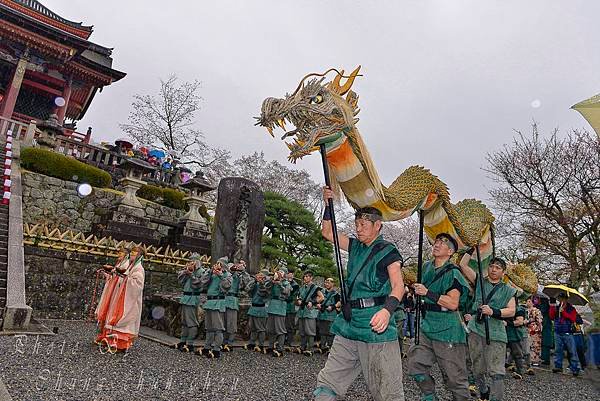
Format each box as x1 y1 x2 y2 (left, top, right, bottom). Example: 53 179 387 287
459 254 516 401
313 187 405 401
408 233 471 401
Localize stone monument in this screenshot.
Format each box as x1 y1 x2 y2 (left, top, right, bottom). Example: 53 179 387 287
211 177 264 274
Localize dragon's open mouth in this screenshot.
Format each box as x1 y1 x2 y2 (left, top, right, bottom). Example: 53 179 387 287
257 97 348 162
256 67 362 162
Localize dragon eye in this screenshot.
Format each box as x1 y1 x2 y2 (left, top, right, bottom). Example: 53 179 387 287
311 94 323 104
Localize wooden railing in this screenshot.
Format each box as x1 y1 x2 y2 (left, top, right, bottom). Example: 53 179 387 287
53 136 126 169
0 116 39 143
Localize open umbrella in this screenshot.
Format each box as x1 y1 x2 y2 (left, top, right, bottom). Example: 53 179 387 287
542 284 589 306
149 149 166 159
115 138 133 149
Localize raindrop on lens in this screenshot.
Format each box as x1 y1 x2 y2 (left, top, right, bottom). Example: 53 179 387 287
152 306 165 320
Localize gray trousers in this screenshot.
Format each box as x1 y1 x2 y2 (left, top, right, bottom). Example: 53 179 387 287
407 333 469 401
267 314 287 351
205 310 225 351
299 317 317 350
469 332 506 401
249 316 267 346
224 308 238 344
317 320 334 348
315 335 405 401
507 338 529 374
180 305 199 346
285 312 297 345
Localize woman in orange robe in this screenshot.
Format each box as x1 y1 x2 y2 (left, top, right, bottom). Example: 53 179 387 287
99 245 145 352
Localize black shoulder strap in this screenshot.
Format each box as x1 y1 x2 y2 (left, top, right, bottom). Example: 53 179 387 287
484 282 503 305
346 241 391 299
428 263 458 288
301 284 316 304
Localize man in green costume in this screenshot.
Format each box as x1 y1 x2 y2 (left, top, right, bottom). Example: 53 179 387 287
459 255 516 401
506 299 531 378
284 270 300 351
197 257 232 358
316 277 341 353
408 233 471 401
265 266 292 357
222 260 251 352
295 270 324 356
314 187 405 401
175 258 204 353
244 269 269 352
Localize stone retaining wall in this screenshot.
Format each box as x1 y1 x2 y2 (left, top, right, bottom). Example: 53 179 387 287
21 171 185 236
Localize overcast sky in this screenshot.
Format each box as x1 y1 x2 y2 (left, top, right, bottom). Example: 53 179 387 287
46 0 600 204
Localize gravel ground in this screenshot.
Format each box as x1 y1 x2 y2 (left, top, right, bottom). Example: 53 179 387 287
0 320 598 401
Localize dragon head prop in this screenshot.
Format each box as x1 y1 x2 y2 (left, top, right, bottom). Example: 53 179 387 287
256 66 362 162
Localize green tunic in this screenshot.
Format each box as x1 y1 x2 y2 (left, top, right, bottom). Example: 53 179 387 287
202 271 232 312
297 283 321 319
286 279 300 313
467 276 516 343
331 236 402 343
247 281 268 318
506 304 528 343
224 270 250 311
420 260 470 344
318 289 340 322
266 279 291 316
178 268 203 306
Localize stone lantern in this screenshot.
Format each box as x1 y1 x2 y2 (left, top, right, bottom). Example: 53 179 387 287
168 171 215 254
179 171 215 225
118 157 156 211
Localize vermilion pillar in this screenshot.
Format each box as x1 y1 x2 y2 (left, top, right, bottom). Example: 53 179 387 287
56 76 72 124
0 56 28 119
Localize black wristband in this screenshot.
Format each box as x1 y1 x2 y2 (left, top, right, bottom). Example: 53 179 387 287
491 308 502 319
383 296 400 314
425 290 441 303
466 247 475 256
323 206 332 221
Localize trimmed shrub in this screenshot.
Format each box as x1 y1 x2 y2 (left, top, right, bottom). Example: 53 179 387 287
21 147 112 188
138 184 186 210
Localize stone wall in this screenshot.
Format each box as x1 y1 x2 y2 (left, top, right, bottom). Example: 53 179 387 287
21 171 185 237
24 246 182 320
24 246 251 339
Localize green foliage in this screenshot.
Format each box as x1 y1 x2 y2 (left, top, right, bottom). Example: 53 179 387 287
138 184 186 210
21 147 112 187
262 191 334 278
137 184 210 220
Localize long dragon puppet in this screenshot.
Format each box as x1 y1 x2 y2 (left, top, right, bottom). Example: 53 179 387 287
257 67 536 293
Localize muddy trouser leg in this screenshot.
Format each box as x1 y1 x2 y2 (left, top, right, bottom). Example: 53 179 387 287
407 333 438 400
469 332 490 398
285 313 296 345
225 308 238 344
433 340 470 401
487 340 507 401
522 337 531 368
314 336 363 401
358 338 405 401
508 341 525 374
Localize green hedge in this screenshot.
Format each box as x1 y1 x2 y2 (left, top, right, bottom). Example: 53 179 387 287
138 184 187 210
21 147 112 188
